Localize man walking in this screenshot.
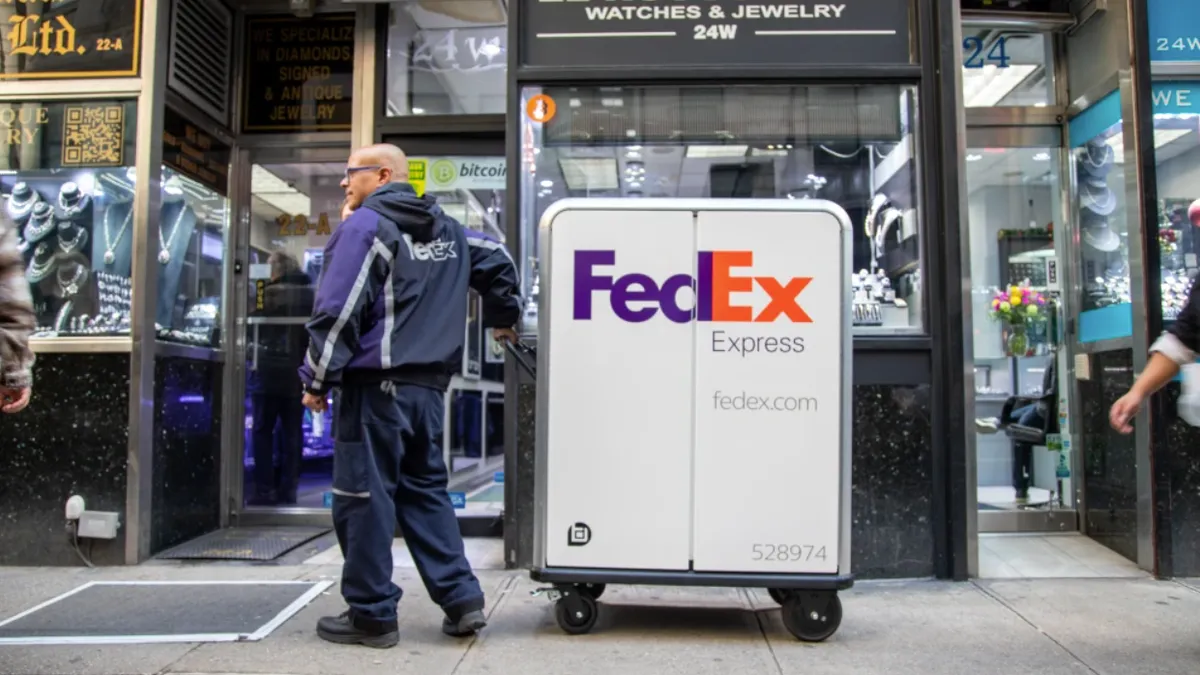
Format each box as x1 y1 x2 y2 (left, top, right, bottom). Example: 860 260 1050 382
0 211 34 414
300 144 522 648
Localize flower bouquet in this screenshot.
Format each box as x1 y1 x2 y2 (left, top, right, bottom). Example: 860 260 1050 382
989 284 1048 356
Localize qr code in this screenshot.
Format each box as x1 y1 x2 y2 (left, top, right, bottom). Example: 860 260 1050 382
62 105 124 167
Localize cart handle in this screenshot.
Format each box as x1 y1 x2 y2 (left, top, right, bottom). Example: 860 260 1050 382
504 339 537 378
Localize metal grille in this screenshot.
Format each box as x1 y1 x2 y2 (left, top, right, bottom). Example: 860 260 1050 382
167 0 234 126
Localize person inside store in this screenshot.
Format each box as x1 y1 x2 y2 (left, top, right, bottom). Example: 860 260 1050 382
299 143 523 648
247 250 314 506
0 212 34 414
1110 275 1200 434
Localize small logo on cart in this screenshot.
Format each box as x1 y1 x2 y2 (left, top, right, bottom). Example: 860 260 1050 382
568 522 592 546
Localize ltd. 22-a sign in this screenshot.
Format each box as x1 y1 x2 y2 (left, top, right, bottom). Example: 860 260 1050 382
2 0 143 79
520 0 910 68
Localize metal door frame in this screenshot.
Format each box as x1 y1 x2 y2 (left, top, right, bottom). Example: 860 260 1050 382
221 143 353 528
962 124 1084 535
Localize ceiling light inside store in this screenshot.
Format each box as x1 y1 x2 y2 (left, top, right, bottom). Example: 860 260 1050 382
540 180 554 187
250 165 311 217
1033 152 1050 161
1103 128 1194 162
559 157 620 190
412 108 425 114
961 65 1038 107
966 154 983 162
685 145 749 159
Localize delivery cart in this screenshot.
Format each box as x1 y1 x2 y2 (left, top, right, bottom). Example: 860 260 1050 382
513 199 855 642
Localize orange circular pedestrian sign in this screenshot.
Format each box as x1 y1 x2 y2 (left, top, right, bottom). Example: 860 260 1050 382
526 95 556 123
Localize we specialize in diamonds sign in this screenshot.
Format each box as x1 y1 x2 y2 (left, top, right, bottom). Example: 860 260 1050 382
520 0 911 68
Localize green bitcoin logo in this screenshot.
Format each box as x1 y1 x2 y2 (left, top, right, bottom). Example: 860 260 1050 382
431 159 457 188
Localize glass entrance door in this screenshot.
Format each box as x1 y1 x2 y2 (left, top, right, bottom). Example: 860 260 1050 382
237 154 348 512
964 127 1078 533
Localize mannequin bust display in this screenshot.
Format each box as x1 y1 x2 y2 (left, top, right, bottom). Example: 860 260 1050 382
5 181 40 225
21 201 56 259
92 195 135 278
56 181 92 220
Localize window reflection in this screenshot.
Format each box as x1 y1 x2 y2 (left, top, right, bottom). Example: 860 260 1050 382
384 0 507 116
518 84 925 335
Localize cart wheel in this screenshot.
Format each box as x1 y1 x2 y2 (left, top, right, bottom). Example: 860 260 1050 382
767 588 791 605
781 592 842 642
554 593 598 635
576 583 606 599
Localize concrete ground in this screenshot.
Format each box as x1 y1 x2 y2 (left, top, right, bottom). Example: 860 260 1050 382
0 539 1198 675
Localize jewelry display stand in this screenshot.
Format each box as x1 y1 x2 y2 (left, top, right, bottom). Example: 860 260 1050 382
1076 139 1130 311
154 198 197 330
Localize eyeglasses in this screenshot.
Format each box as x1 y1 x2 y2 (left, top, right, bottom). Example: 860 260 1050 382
343 165 381 181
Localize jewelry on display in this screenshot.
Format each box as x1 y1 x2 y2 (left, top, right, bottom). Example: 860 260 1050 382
56 222 88 255
5 182 38 221
23 202 55 244
56 261 88 297
25 243 54 283
1080 143 1114 173
102 205 132 266
57 182 90 217
158 206 186 265
1081 184 1116 215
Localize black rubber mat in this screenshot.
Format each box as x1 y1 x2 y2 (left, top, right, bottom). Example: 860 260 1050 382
0 580 330 643
156 526 331 561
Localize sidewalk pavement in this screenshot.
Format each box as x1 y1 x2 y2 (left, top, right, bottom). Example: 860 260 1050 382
0 539 1198 675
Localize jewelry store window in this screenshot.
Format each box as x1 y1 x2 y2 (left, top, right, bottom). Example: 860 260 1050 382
1147 82 1200 329
517 83 925 337
155 108 231 349
960 27 1058 108
0 100 137 339
383 0 507 116
1068 92 1132 343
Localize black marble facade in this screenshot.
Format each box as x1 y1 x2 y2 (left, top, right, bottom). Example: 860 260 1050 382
508 381 934 579
0 353 129 566
150 356 223 555
1078 349 1138 563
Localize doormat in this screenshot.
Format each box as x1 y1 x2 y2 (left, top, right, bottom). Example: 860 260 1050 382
156 526 332 561
0 580 332 646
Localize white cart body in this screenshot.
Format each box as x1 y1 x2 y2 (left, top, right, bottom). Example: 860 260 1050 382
532 199 853 585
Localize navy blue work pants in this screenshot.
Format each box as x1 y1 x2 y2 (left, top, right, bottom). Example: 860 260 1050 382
331 382 484 622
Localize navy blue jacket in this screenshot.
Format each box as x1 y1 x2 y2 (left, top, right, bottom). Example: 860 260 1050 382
298 183 522 394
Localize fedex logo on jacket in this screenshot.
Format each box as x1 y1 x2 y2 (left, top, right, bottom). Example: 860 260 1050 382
572 250 812 323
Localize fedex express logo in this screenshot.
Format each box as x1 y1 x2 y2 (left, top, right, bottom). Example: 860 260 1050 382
573 250 813 323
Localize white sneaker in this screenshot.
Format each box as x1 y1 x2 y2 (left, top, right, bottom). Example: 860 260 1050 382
975 417 1001 434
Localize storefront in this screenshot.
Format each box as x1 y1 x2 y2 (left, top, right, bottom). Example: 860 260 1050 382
2 0 1194 579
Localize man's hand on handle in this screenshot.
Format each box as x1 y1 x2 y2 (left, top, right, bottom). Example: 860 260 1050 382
492 327 518 344
303 392 327 414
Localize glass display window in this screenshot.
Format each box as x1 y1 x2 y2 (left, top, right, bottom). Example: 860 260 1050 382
384 0 507 116
961 28 1058 109
0 99 137 339
1068 92 1132 344
1146 82 1200 328
517 83 925 336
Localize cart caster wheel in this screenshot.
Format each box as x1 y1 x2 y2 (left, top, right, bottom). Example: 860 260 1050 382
576 583 606 599
554 593 598 635
782 592 842 642
767 588 791 605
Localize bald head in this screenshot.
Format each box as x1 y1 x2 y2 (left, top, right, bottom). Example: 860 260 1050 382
342 143 410 210
351 143 409 182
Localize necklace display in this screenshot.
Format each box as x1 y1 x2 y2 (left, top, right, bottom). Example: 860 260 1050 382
56 221 88 255
102 205 132 266
158 206 186 265
23 203 55 244
57 182 90 217
5 182 38 221
25 243 54 283
56 261 87 297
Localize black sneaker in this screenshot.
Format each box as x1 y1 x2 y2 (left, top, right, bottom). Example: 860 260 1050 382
442 609 487 637
317 610 399 648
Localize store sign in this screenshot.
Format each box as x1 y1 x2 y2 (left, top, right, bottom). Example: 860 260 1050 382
1152 83 1200 114
0 100 133 170
407 157 506 195
162 107 231 197
241 14 355 133
520 0 910 68
0 0 142 80
1148 0 1200 63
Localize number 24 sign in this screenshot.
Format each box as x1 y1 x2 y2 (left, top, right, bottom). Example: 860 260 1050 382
962 36 1012 69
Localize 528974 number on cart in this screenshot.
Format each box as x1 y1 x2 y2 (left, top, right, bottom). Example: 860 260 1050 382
751 544 827 562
